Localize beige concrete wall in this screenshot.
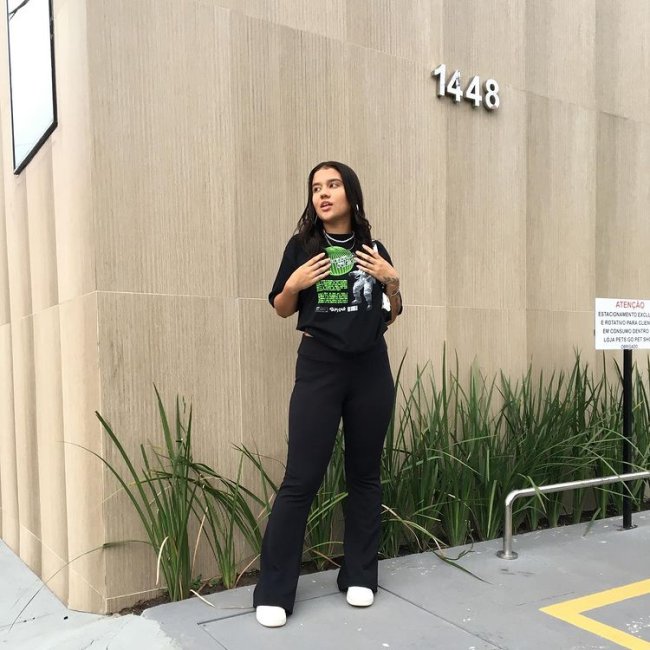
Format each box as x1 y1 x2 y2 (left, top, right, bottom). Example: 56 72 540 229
0 0 104 612
1 0 649 612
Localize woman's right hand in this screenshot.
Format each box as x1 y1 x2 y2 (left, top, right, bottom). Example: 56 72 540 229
285 253 331 294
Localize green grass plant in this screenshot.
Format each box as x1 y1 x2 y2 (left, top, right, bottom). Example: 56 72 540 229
94 389 266 598
92 352 650 604
378 352 649 550
94 387 199 601
187 456 263 589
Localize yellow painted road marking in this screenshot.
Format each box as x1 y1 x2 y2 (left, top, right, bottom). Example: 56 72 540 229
541 579 650 650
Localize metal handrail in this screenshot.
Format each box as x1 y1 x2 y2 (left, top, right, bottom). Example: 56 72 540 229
497 470 650 559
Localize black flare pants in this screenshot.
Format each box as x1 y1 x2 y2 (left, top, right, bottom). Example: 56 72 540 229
253 335 394 615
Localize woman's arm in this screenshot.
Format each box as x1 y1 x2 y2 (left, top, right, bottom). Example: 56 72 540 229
272 252 331 318
273 284 300 317
385 279 402 325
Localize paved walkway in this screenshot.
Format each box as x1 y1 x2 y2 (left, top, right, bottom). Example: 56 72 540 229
1 512 649 649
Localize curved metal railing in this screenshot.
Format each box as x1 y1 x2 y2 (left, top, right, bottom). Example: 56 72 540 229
497 470 650 559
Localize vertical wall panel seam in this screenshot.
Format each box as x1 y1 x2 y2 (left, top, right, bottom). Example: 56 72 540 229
84 0 106 608
226 5 244 447
235 297 244 445
1 326 19 549
523 3 529 357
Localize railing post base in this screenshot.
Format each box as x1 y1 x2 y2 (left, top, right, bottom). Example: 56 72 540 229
496 550 518 560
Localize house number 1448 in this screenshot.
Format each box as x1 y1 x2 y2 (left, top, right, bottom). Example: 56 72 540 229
431 64 500 111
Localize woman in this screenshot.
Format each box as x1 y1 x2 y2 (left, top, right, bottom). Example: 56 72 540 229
253 161 402 627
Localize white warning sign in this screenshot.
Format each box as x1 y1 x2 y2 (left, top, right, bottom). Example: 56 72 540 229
595 298 650 350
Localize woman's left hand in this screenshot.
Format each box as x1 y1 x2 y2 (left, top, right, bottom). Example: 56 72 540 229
355 244 399 287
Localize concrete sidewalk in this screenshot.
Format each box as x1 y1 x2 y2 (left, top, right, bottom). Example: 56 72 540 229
2 512 650 649
0 542 177 649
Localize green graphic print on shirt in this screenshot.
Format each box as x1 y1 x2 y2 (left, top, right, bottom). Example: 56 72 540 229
316 246 376 313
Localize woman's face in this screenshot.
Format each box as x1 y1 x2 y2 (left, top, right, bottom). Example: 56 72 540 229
311 167 352 230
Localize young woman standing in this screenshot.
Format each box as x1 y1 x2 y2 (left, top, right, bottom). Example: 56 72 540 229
253 161 402 627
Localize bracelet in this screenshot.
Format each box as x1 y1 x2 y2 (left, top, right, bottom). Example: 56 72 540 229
387 285 401 298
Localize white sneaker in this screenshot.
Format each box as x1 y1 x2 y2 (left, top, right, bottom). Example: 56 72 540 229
256 605 287 627
346 587 374 607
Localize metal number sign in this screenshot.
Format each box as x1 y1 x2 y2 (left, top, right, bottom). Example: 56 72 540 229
431 64 500 111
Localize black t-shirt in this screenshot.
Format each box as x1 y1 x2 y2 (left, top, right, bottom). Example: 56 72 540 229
269 235 401 353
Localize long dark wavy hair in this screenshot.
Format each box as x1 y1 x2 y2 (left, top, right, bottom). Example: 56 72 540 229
296 161 372 255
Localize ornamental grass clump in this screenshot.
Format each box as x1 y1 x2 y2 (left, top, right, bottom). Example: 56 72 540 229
499 359 609 531
94 388 265 599
94 387 199 601
374 351 650 554
185 457 263 589
591 358 650 513
92 353 650 602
